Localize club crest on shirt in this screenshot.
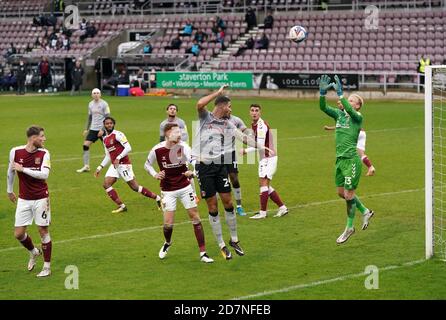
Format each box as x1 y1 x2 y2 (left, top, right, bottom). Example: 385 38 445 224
35 158 41 165
201 190 206 198
109 139 114 144
19 158 24 163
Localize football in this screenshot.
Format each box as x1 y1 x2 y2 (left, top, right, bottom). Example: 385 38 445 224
289 25 308 43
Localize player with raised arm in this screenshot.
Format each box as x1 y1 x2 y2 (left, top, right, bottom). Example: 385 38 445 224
77 88 110 173
159 104 189 143
7 126 53 277
226 109 248 216
241 104 288 219
193 85 271 259
145 123 213 263
319 75 375 244
324 100 376 176
94 117 161 213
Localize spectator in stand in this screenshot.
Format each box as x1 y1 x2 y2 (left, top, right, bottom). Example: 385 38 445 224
216 27 226 49
180 20 194 37
16 59 27 95
194 29 208 44
25 43 33 53
186 40 201 57
216 16 226 30
165 35 182 50
38 56 51 93
118 69 129 85
34 37 41 49
80 18 87 31
49 33 59 49
234 36 254 56
2 68 16 91
245 7 257 31
143 41 153 54
136 68 148 91
261 10 274 29
41 38 50 51
94 57 102 89
61 34 71 50
255 33 269 50
54 0 65 12
80 22 97 42
4 43 17 59
71 60 84 95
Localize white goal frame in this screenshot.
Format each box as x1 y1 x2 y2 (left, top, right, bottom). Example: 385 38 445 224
425 65 446 259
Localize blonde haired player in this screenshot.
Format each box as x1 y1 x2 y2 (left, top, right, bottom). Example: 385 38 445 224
77 88 110 173
319 75 375 244
324 94 376 177
7 126 53 277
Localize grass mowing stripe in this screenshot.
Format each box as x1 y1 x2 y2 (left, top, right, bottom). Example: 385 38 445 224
0 188 422 253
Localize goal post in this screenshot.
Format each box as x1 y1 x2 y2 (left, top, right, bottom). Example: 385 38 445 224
425 65 446 260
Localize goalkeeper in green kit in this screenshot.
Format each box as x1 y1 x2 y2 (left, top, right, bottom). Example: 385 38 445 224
319 75 375 244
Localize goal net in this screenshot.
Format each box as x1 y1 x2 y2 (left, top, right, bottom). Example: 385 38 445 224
426 65 446 260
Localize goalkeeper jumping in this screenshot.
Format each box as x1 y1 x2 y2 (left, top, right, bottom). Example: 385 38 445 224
319 75 375 244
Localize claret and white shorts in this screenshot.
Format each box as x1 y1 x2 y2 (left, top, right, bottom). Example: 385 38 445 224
105 164 135 182
15 197 51 227
259 156 278 180
161 184 197 212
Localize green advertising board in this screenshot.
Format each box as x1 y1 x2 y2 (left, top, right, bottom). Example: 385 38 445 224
156 72 253 89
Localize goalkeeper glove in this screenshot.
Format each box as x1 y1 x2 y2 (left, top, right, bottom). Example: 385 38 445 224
319 74 332 96
332 75 343 97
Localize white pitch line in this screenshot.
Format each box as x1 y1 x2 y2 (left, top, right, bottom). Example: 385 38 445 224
232 259 425 300
0 187 422 253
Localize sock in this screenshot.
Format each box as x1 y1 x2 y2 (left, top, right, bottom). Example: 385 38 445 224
41 233 52 267
259 210 267 216
361 155 372 168
268 186 284 208
354 195 368 215
346 199 356 229
19 233 35 251
208 212 225 249
233 187 242 206
163 225 173 244
106 187 123 206
224 207 238 243
260 186 269 212
138 186 157 199
192 221 206 252
83 150 90 166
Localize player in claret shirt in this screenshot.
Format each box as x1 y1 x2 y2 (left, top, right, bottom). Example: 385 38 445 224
7 126 53 277
145 123 213 263
94 117 161 213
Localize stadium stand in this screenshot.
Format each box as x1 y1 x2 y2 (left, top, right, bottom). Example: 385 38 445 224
1 0 446 91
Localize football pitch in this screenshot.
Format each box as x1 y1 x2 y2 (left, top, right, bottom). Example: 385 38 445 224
0 93 445 300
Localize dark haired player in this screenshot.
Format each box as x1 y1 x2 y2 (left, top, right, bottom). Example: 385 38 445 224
159 104 189 143
241 104 288 219
193 85 272 259
94 117 161 213
7 126 53 277
145 123 213 263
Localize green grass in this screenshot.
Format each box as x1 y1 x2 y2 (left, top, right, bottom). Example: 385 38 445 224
0 94 444 300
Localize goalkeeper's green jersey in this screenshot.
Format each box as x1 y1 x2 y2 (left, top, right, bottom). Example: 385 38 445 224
319 96 363 158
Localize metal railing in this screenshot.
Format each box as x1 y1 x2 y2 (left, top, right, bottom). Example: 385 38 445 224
213 60 419 73
118 52 193 70
1 0 445 19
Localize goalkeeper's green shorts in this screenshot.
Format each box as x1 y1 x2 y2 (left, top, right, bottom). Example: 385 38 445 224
335 155 362 190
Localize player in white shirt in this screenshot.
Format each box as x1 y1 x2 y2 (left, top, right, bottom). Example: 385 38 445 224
77 88 110 173
241 104 288 219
